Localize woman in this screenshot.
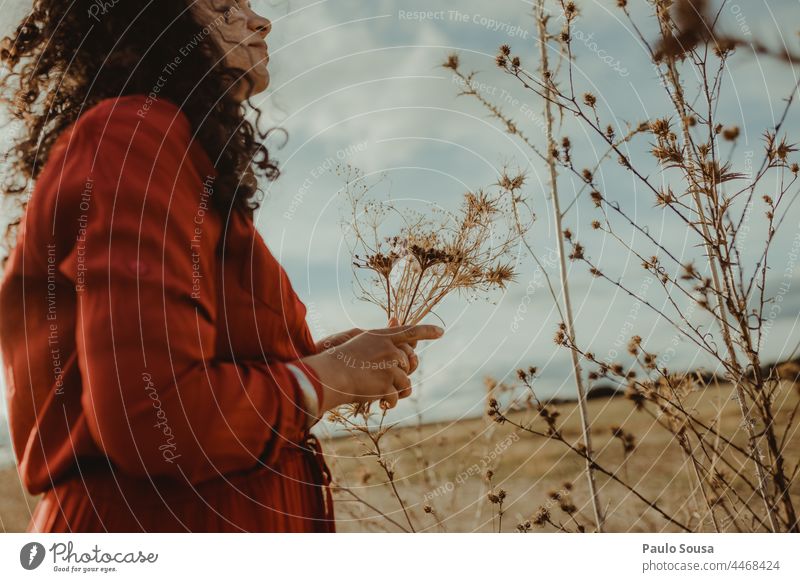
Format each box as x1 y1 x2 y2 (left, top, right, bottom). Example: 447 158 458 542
0 1 442 532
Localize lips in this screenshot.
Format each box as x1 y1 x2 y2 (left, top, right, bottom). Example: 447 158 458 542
250 43 268 60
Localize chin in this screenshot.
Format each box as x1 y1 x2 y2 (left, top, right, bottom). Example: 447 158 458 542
250 69 269 95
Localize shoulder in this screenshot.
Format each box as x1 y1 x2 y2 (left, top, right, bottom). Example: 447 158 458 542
70 94 193 154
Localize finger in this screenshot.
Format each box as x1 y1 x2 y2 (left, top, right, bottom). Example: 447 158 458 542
392 367 412 400
380 388 399 410
391 347 410 374
397 343 418 374
341 328 364 342
388 317 399 327
372 324 444 344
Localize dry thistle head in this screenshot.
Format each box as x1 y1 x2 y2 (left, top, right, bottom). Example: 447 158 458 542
554 322 568 346
568 243 585 260
532 506 550 527
650 118 671 137
497 170 526 191
487 489 506 504
442 53 459 70
722 126 740 141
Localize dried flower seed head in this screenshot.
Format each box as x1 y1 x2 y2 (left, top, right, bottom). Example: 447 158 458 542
499 44 511 56
722 126 740 141
496 54 507 68
532 506 550 526
650 118 671 137
511 56 521 68
443 53 459 70
569 243 584 260
423 505 433 513
590 190 603 207
342 165 526 325
582 168 593 182
559 500 577 514
616 0 627 7
591 220 601 229
775 136 797 161
497 172 526 191
583 92 597 107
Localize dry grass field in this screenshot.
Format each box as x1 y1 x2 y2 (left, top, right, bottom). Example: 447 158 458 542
1 381 798 533
327 381 800 533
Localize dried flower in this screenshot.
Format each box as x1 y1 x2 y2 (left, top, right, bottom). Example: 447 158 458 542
532 506 550 527
342 165 528 325
722 126 740 141
443 53 459 70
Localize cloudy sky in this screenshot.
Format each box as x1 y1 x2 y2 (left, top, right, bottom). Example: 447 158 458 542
1 0 799 456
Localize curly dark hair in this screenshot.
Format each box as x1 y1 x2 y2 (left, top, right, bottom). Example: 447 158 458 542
0 0 280 251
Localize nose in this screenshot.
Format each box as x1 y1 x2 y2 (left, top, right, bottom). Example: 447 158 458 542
249 12 271 39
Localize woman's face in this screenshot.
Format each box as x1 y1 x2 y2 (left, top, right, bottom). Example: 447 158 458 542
189 0 271 100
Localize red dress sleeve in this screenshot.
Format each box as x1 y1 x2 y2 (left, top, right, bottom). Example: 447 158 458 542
52 97 316 484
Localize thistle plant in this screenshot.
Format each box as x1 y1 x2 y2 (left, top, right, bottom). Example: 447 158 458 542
446 0 800 532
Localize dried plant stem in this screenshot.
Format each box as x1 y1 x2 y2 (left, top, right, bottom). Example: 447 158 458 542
500 413 691 532
535 0 604 533
668 64 781 533
333 486 411 533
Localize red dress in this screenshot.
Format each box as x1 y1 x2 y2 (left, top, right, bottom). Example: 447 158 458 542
0 95 335 532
